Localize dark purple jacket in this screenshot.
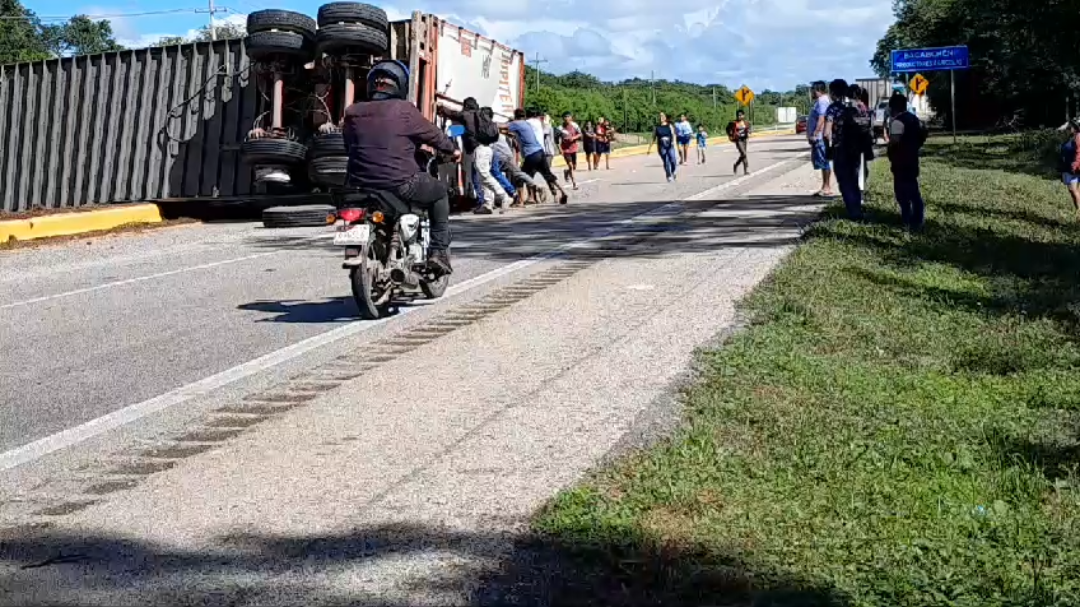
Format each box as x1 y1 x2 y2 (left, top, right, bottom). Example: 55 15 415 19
342 99 455 190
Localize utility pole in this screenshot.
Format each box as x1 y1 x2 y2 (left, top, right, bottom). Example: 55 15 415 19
208 0 216 40
622 88 628 130
712 86 716 109
650 70 655 106
531 52 547 92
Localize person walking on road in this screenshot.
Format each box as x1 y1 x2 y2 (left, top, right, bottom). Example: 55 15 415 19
582 120 597 170
825 79 873 221
542 114 557 170
851 84 873 193
695 125 708 164
595 117 613 170
887 92 928 230
559 112 582 190
511 108 568 204
647 112 679 182
1060 119 1080 218
437 97 507 215
808 80 834 197
729 109 751 175
675 114 694 165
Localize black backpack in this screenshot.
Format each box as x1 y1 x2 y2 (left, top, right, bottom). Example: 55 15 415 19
841 102 874 159
471 109 500 145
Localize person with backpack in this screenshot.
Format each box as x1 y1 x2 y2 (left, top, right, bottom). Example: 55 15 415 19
1059 119 1080 218
825 78 872 220
887 92 929 230
850 84 874 193
437 97 507 215
728 109 752 175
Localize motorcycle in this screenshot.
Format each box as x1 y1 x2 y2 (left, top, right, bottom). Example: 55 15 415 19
331 179 449 320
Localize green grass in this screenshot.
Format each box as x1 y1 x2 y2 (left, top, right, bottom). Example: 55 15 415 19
532 137 1080 606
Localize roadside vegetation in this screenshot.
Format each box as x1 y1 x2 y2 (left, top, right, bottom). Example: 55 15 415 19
533 135 1080 606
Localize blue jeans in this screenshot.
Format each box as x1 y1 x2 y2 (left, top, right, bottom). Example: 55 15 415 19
833 154 863 219
472 155 516 206
893 173 924 227
811 139 830 170
659 145 678 178
491 161 515 197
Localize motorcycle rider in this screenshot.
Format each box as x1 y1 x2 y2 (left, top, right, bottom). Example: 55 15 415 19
342 59 460 274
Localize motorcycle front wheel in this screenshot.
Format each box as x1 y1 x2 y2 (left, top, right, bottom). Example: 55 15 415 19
350 246 390 320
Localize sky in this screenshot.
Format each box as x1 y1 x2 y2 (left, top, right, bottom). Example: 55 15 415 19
26 0 895 91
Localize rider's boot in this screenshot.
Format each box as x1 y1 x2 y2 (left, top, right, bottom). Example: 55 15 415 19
427 249 453 275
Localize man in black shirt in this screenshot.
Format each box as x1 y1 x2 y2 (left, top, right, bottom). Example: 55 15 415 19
437 97 509 214
886 92 927 230
343 60 459 274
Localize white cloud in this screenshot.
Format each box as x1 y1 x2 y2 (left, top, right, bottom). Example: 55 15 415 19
113 0 894 89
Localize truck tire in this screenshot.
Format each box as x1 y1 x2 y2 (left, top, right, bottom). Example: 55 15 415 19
316 23 389 56
262 204 337 228
317 3 388 30
309 132 347 159
241 138 308 165
245 30 313 62
246 10 317 40
308 156 348 186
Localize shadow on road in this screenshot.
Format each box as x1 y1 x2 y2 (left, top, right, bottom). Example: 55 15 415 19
237 297 359 324
244 195 822 264
0 522 850 606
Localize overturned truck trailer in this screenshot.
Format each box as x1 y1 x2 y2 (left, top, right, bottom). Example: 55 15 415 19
393 13 527 201
0 9 526 214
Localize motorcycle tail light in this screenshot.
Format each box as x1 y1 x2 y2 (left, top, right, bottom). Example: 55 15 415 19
338 208 364 223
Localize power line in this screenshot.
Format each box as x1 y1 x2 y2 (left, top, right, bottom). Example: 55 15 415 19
0 7 236 22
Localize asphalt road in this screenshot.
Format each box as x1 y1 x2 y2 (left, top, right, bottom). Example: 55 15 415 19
1 134 807 457
0 134 822 605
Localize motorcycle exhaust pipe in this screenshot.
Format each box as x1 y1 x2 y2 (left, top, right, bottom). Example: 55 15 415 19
389 268 420 288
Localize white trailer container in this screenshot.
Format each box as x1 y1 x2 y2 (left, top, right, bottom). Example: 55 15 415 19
389 12 526 124
387 12 526 201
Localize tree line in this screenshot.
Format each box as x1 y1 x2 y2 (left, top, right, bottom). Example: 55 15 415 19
525 66 811 134
872 0 1080 129
3 0 810 135
0 0 244 64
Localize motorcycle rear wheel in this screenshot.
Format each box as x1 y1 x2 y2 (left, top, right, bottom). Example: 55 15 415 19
351 247 390 320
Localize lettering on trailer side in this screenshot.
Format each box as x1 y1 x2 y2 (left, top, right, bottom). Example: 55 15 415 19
498 51 513 116
482 52 492 79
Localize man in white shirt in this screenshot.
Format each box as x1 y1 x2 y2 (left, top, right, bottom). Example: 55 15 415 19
674 114 694 165
807 80 833 197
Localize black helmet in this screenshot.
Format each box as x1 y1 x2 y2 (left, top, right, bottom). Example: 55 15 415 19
367 59 410 100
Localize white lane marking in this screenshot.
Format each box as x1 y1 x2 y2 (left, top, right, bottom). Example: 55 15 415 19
0 252 281 311
0 151 805 471
0 258 537 472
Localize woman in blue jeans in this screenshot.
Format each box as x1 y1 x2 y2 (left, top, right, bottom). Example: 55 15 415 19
647 112 679 182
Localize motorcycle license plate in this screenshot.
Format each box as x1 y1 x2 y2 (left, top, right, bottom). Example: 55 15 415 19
333 224 370 245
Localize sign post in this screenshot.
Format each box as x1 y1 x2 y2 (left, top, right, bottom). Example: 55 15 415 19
891 45 969 145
